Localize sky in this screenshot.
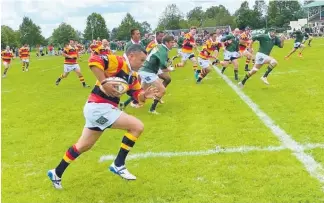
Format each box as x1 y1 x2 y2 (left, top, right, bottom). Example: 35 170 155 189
1 0 263 38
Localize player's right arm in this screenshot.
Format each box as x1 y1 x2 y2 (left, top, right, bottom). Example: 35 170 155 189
88 55 121 97
250 34 263 49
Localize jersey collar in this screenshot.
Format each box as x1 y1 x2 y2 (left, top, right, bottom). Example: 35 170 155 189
131 39 140 44
161 43 170 51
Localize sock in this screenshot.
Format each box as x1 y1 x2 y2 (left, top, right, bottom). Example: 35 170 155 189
123 97 133 107
26 63 29 69
55 145 80 178
22 64 25 71
150 99 159 112
114 133 137 167
252 59 255 64
162 78 171 87
3 68 8 75
221 67 226 73
263 66 273 78
241 73 251 85
197 69 207 82
79 76 85 85
234 70 238 80
193 64 197 71
196 70 201 74
245 58 250 65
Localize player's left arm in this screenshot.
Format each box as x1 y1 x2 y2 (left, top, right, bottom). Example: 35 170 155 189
277 35 285 48
127 75 156 104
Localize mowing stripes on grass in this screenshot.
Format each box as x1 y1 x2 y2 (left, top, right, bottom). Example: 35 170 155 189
99 143 324 162
212 65 324 184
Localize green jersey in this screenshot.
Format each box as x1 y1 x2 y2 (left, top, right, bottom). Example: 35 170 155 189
252 34 282 56
124 40 145 52
177 36 184 48
294 31 304 43
140 44 169 74
221 34 240 52
141 38 151 48
110 42 117 50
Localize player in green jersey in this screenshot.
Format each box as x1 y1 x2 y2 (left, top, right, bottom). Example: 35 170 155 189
171 32 185 61
220 28 241 81
138 35 175 114
285 30 306 59
239 29 285 88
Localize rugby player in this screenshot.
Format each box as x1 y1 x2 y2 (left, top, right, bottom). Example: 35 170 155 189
285 29 305 59
1 46 14 77
19 44 30 72
139 35 175 114
47 44 157 189
195 33 219 84
239 27 254 71
220 28 241 81
239 28 285 87
55 40 90 87
175 27 198 72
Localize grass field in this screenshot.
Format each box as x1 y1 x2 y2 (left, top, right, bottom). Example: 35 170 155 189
2 38 324 203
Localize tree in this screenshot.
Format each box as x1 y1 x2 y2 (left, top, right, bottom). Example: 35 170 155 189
267 1 305 28
234 1 255 29
253 0 267 28
205 5 236 28
1 25 20 49
51 22 79 46
156 4 184 30
140 21 152 34
110 28 119 40
84 13 110 41
115 13 141 40
19 17 45 46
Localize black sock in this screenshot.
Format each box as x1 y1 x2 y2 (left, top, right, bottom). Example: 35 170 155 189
221 67 226 73
3 68 8 75
196 70 201 74
82 82 86 86
56 78 61 83
263 67 273 78
241 74 250 85
162 78 171 87
55 160 69 178
245 64 249 70
123 97 133 106
55 145 80 178
234 70 238 80
114 133 137 167
197 77 203 82
150 99 159 111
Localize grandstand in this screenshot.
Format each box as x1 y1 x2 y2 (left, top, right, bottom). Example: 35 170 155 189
304 1 324 35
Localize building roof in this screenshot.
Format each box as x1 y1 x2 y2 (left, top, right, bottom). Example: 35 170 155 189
304 1 324 8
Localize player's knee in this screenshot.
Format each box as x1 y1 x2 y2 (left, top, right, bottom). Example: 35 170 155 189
164 77 171 86
129 119 144 136
270 59 278 67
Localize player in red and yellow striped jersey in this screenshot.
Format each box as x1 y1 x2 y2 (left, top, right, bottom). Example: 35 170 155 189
175 26 198 71
90 40 99 55
55 40 90 87
47 44 157 189
95 39 111 55
239 27 254 71
195 33 219 84
1 46 14 77
19 44 30 72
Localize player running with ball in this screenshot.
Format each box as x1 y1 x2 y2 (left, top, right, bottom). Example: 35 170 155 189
239 29 285 88
47 44 157 189
139 35 175 114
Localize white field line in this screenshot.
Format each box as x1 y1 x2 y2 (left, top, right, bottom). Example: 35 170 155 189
212 65 324 184
40 66 61 72
99 143 324 162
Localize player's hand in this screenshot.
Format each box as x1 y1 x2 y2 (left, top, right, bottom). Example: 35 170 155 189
167 66 175 72
280 35 286 41
100 81 122 98
143 86 158 99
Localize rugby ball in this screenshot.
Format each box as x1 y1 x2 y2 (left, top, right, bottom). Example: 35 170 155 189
100 77 129 94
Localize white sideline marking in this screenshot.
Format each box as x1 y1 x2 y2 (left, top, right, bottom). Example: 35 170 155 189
41 66 61 72
99 143 324 162
212 65 324 184
2 90 12 93
99 145 285 162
